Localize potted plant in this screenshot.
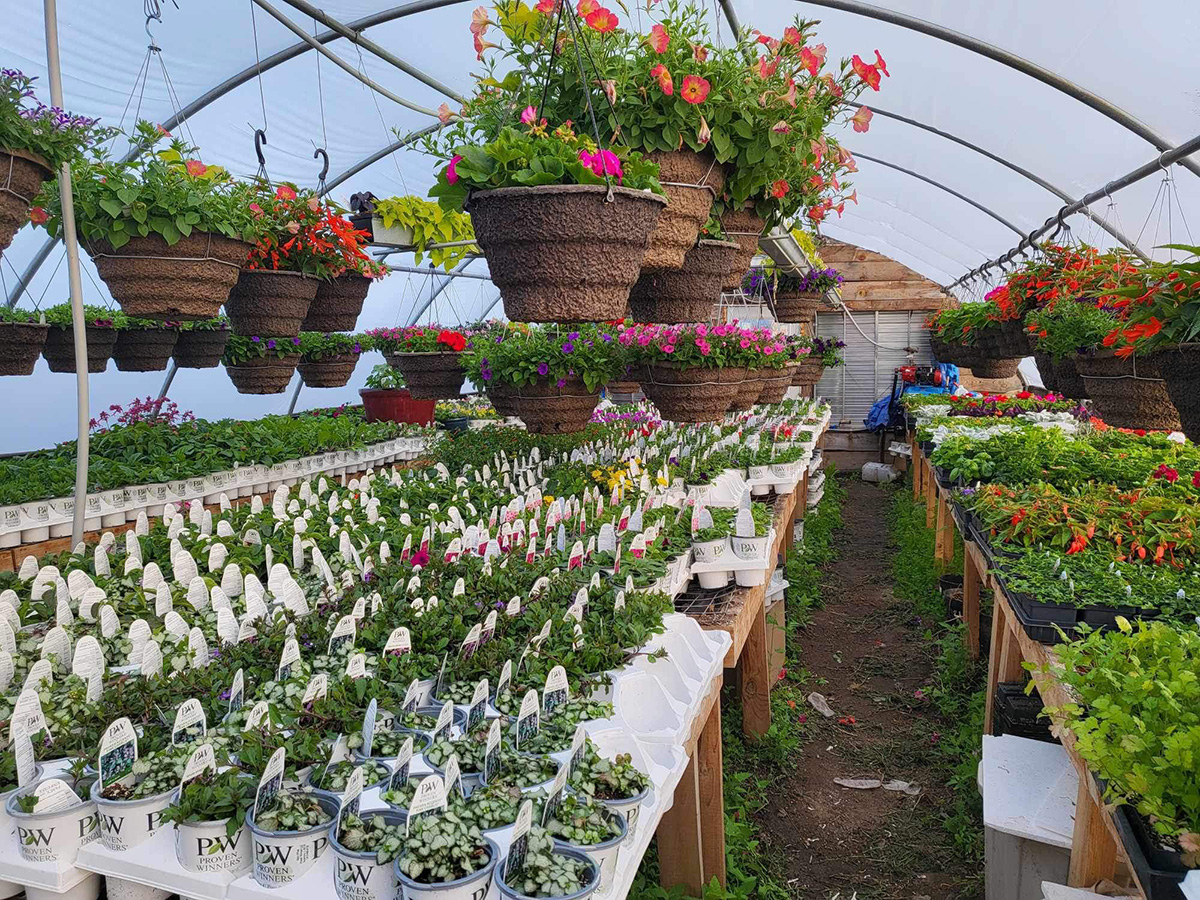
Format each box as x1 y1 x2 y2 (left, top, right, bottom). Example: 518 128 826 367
789 335 843 387
0 306 49 375
568 747 650 840
300 216 389 333
173 315 231 369
359 363 436 425
246 787 338 887
40 302 120 373
112 315 179 372
1025 300 1120 400
297 332 364 388
366 325 468 399
308 759 391 793
495 826 598 900
1 69 110 253
428 125 665 323
162 768 256 875
6 771 99 867
331 810 408 900
628 218 739 322
395 813 499 900
350 193 477 270
222 333 301 394
91 746 189 852
465 323 621 434
745 265 842 323
544 793 626 895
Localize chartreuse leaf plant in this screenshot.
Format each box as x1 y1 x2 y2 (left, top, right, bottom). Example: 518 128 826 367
369 195 476 270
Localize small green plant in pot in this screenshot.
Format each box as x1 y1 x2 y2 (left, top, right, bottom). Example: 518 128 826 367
496 825 597 900
162 769 256 874
247 787 339 887
353 193 476 270
544 793 625 894
297 332 364 389
222 333 302 395
39 303 121 373
0 306 49 376
395 811 498 897
366 325 468 400
568 747 650 838
173 316 230 369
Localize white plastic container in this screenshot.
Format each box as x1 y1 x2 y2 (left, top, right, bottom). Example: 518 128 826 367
552 811 626 897
393 835 499 900
496 846 598 900
90 780 174 851
174 816 252 876
247 789 338 888
6 776 101 867
330 808 406 900
861 462 898 484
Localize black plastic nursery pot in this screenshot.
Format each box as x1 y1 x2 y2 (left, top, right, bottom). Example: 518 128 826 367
1114 803 1189 900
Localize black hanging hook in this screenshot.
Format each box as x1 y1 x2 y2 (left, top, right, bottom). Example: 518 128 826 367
314 148 329 183
254 129 268 168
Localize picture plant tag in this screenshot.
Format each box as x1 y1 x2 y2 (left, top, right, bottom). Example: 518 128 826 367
458 623 482 661
361 699 378 759
506 596 521 617
171 698 207 746
253 747 286 821
327 734 350 767
180 741 216 791
302 673 329 706
568 724 588 777
483 719 502 785
237 621 258 644
384 626 412 657
345 653 367 679
337 765 364 830
480 610 498 645
405 775 448 834
229 669 245 715
542 666 570 718
389 735 415 792
541 759 569 827
277 638 301 681
12 726 34 788
515 689 540 750
468 678 489 732
244 701 270 732
402 678 421 713
140 641 163 679
430 700 454 742
503 800 534 883
443 754 464 799
327 615 356 656
444 537 462 563
10 690 47 745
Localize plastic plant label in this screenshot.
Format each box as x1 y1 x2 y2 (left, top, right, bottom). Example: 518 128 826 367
540 759 570 827
172 698 207 746
388 735 415 792
210 587 232 612
180 742 216 790
468 678 489 732
337 765 364 830
164 610 188 639
41 625 70 665
13 727 34 787
351 597 366 620
97 717 139 791
503 800 534 883
128 619 150 661
345 653 367 679
0 620 17 657
10 690 47 745
99 604 119 639
188 627 210 669
515 689 540 750
72 635 104 680
361 699 378 759
29 778 83 815
277 638 301 681
443 537 462 563
141 641 163 678
458 623 482 660
226 668 245 716
443 754 464 800
244 701 270 732
630 533 647 558
185 577 208 612
402 678 421 713
405 775 448 833
0 651 13 693
542 666 570 717
328 616 356 656
430 700 454 743
78 586 104 621
245 590 268 622
154 583 172 618
216 608 239 646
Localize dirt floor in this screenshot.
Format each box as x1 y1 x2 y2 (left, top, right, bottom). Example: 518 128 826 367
755 478 981 900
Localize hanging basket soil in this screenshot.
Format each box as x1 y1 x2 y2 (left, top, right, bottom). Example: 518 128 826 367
383 351 465 400
299 354 360 388
1075 350 1180 430
173 328 229 369
641 364 747 423
774 290 827 324
641 151 724 273
628 239 738 322
301 274 372 332
791 356 825 387
726 376 765 412
42 324 118 373
1052 356 1088 399
966 356 1021 379
225 270 318 337
0 149 52 255
467 184 666 323
757 365 798 404
486 375 601 434
1033 352 1058 393
112 327 179 372
0 321 49 376
1145 345 1200 439
718 203 765 290
225 353 300 395
89 232 249 321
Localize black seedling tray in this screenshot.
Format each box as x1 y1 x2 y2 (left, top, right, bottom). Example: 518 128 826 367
1114 805 1188 900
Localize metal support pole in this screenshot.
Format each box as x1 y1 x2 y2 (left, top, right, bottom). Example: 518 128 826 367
406 258 478 325
43 0 89 547
800 0 1200 182
286 377 304 415
390 261 490 283
156 360 179 402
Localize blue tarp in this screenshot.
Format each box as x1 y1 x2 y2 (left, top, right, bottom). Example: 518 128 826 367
862 364 961 431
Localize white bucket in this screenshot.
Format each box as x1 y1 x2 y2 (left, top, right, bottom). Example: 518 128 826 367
553 811 626 896
0 766 42 897
731 535 768 562
248 790 338 888
734 566 766 588
90 781 174 852
690 537 728 565
496 846 597 900
5 776 100 867
696 569 730 590
104 876 170 900
331 808 406 900
174 816 252 876
393 835 498 900
598 786 650 844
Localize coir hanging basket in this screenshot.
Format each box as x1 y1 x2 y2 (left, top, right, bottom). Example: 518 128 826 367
757 365 798 404
628 239 739 323
468 184 666 323
302 275 372 332
112 326 179 372
641 151 724 273
384 351 465 400
641 364 746 423
774 290 827 324
173 329 230 369
0 149 51 255
225 269 318 337
1075 350 1180 431
791 356 825 387
486 375 601 434
719 202 765 291
42 324 118 373
726 375 766 412
1052 356 1088 399
299 354 360 388
225 353 300 394
0 322 49 376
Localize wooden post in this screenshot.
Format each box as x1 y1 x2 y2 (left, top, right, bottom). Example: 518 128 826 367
983 602 1023 735
1067 775 1119 887
740 594 772 739
925 471 937 529
912 442 923 500
657 755 704 895
697 697 726 888
935 494 955 566
962 545 982 660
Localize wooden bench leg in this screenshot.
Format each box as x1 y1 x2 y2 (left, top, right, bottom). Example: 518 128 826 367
983 601 1023 735
657 754 704 896
926 473 937 529
963 547 982 660
1068 775 1118 887
741 597 772 740
698 697 726 889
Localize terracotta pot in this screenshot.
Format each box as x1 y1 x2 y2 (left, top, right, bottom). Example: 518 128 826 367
1033 352 1058 393
0 149 52 255
299 354 360 388
468 184 666 323
642 151 724 273
173 328 229 369
1075 350 1179 430
225 270 318 337
89 232 249 321
1053 356 1088 399
383 351 464 400
967 357 1021 379
726 376 765 412
774 290 827 324
628 239 738 323
359 388 435 425
641 364 746 423
225 353 300 394
1156 344 1200 441
0 321 49 376
718 203 765 290
302 275 371 332
42 324 118 373
486 375 600 434
112 327 179 372
757 366 797 404
791 355 825 387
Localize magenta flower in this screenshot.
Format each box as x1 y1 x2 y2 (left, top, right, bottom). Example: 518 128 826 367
520 105 538 125
537 362 549 376
447 154 463 184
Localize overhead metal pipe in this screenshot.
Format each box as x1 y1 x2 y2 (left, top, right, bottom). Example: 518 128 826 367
405 258 479 325
799 0 1200 182
155 360 178 402
391 262 490 282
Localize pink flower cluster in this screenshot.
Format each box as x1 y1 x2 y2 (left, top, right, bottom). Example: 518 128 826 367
616 322 788 368
579 148 623 182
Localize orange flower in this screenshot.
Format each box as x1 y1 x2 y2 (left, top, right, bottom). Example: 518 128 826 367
576 0 598 13
851 54 881 90
28 206 48 226
851 106 872 132
756 56 778 79
650 64 673 96
585 7 617 31
692 43 708 62
782 26 801 46
680 74 710 104
648 24 669 53
874 49 889 77
275 185 297 200
469 6 491 35
184 159 207 177
771 179 789 198
799 44 825 76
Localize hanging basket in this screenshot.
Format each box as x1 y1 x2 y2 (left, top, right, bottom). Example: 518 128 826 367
999 318 1033 357
42 324 118 373
791 356 825 387
173 328 230 369
486 375 601 434
299 354 360 388
112 326 179 372
757 365 798 404
641 363 746 423
225 270 318 337
0 149 52 256
641 151 724 273
225 353 300 395
726 375 766 412
1033 352 1058 393
628 239 739 323
1075 351 1179 430
774 290 827 324
966 356 1021 379
89 232 249 321
1155 344 1200 441
718 202 765 290
605 381 642 394
0 321 49 376
302 274 372 332
383 351 465 400
972 328 1007 360
929 336 958 366
1052 356 1088 399
468 184 666 323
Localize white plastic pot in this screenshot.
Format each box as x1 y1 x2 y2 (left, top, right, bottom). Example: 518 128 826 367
331 808 406 900
393 835 498 900
174 816 252 876
6 775 100 867
90 780 174 851
552 810 626 896
597 786 650 844
731 534 768 562
496 846 598 900
690 537 728 566
0 765 43 896
248 789 338 888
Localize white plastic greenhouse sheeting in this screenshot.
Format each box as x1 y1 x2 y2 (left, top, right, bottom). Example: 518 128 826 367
2 0 1198 449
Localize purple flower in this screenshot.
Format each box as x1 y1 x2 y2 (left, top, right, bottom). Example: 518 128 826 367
602 334 613 342
293 336 301 346
562 341 574 354
568 331 580 341
251 336 261 343
537 362 549 376
556 378 566 387
267 339 276 349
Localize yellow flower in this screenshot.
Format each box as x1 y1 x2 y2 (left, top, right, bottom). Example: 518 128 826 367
543 496 555 505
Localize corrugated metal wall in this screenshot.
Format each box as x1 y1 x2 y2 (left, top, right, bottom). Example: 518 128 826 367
814 310 933 426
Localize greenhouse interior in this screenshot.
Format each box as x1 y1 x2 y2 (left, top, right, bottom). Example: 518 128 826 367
0 1 1197 899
